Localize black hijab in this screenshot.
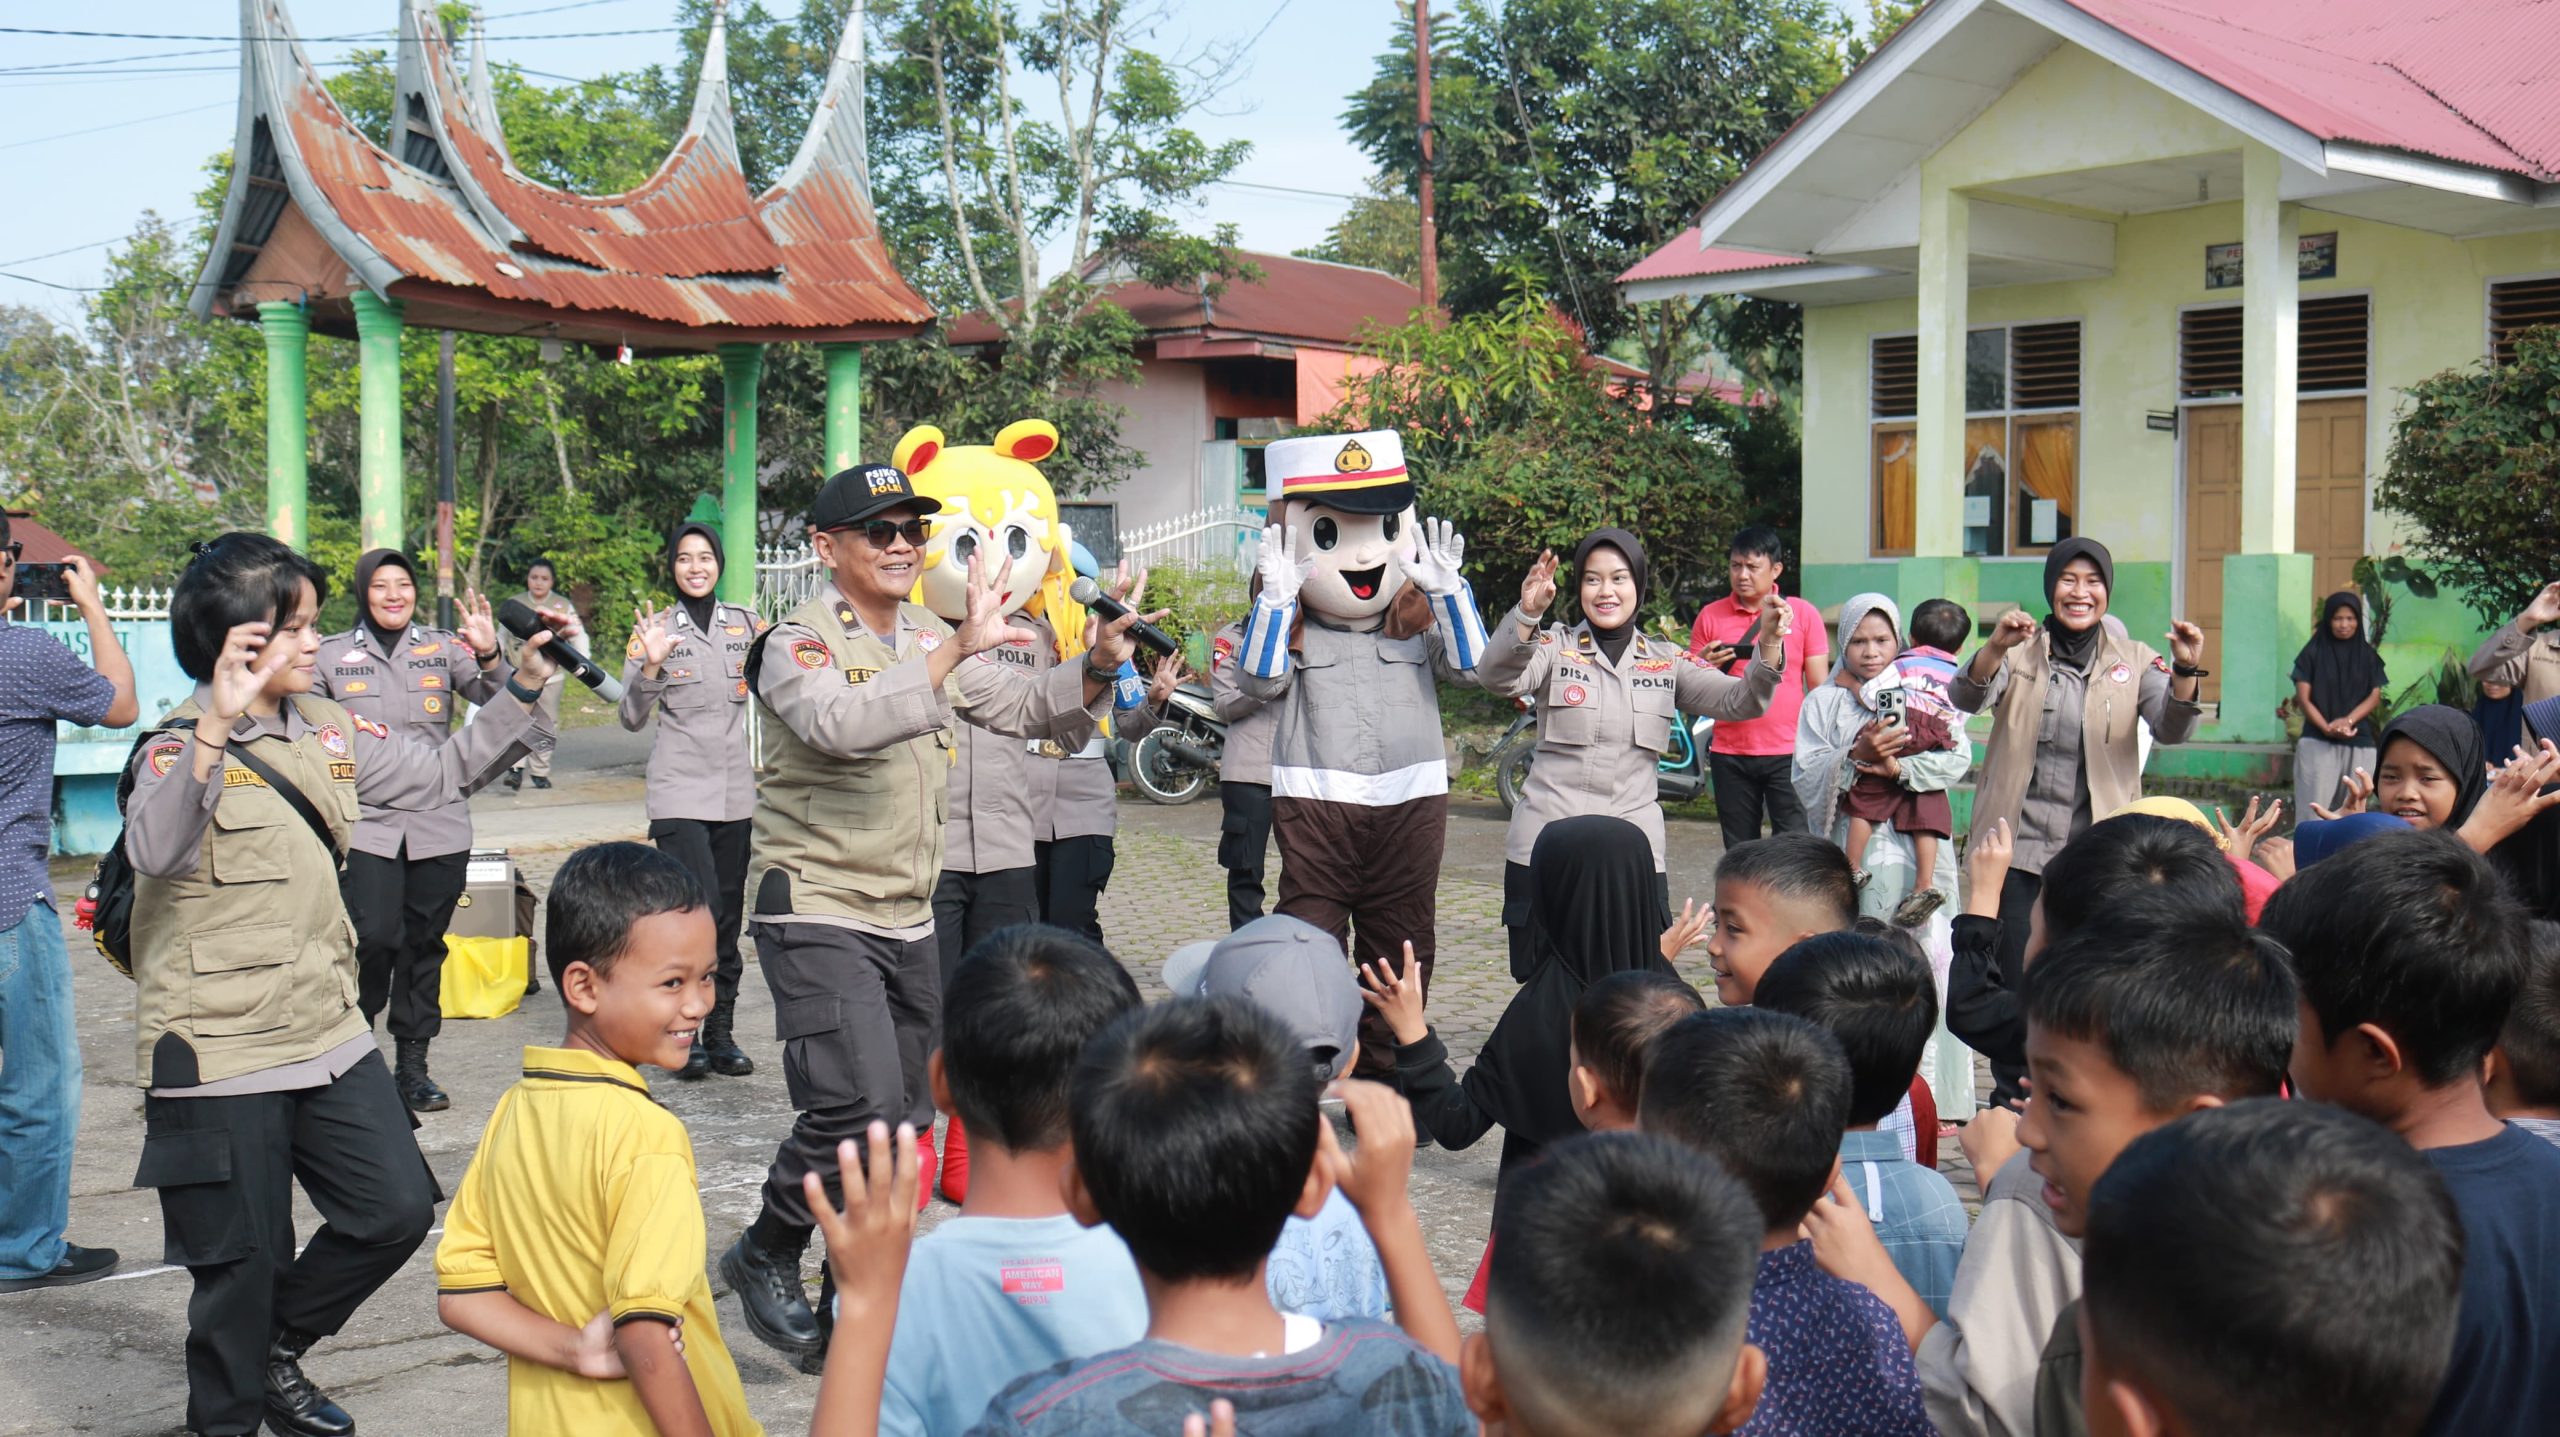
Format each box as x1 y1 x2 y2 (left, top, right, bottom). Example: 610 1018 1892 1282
1466 816 1671 1162
2379 705 2488 829
353 548 414 651
2292 592 2387 742
2041 536 2113 673
1572 528 1649 666
670 522 724 635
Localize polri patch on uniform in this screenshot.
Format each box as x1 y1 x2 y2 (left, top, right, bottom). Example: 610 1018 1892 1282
423 695 445 715
344 680 370 694
1635 658 1673 673
1561 683 1589 707
339 650 367 665
735 678 749 698
419 673 444 689
316 723 349 758
2151 655 2173 675
146 740 184 777
411 641 442 657
790 639 832 671
328 761 357 782
916 630 943 652
1213 635 1236 669
725 624 747 636
352 714 390 740
2109 662 2133 685
845 666 880 685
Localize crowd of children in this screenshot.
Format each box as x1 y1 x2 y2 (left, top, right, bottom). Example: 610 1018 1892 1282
426 738 2560 1437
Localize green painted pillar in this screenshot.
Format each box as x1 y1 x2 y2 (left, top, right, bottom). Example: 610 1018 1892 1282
1890 556 1981 642
2218 552 2314 744
257 302 310 549
821 343 863 475
352 291 406 553
719 343 766 607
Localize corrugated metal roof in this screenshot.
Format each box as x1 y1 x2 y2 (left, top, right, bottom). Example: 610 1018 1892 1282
192 0 931 345
948 252 1423 347
1618 231 1808 285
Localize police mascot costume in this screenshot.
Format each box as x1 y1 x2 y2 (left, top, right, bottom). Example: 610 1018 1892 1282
1237 429 1486 1077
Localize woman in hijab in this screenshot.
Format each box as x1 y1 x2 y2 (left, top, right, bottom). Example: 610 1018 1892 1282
2290 591 2388 819
2314 704 2560 863
1953 535 2206 1035
1478 528 1782 977
1366 816 1671 1200
616 521 763 1079
1794 592 1975 1121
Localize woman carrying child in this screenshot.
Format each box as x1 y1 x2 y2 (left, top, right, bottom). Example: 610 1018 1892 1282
1477 528 1783 977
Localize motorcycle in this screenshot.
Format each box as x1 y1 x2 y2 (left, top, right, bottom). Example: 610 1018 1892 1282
1126 679 1223 805
1488 694 1713 815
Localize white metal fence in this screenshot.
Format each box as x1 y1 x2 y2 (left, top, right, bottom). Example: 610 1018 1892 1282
32 585 174 622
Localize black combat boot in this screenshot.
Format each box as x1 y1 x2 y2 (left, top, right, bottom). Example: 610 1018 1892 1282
394 1038 449 1113
264 1327 356 1437
705 996 755 1078
720 1217 819 1362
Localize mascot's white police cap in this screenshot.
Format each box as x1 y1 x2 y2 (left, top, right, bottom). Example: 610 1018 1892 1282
1263 430 1410 515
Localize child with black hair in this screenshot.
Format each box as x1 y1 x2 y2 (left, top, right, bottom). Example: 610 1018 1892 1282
1706 833 1859 1008
1640 1007 1932 1437
1464 1132 1767 1437
1755 932 1968 1319
967 996 1471 1436
2259 829 2560 1436
2077 1100 2465 1437
2489 920 2560 1150
1844 597 1971 925
874 924 1148 1437
1808 896 2294 1437
1569 970 1707 1132
435 842 758 1436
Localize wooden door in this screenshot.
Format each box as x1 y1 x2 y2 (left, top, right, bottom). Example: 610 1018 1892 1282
2182 405 2243 702
2295 397 2367 600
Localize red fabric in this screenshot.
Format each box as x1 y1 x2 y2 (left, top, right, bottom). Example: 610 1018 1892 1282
2228 854 2281 925
939 1116 970 1206
1907 1076 1939 1169
915 1127 939 1213
1689 594 1827 755
1462 1235 1493 1315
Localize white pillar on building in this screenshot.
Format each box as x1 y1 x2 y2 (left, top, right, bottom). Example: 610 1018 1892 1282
1915 175 1970 558
2240 141 2299 555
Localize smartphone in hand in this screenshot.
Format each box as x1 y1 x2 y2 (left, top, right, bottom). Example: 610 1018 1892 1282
13 562 70 602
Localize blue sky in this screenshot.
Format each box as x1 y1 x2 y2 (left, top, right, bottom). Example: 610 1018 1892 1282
0 0 1409 318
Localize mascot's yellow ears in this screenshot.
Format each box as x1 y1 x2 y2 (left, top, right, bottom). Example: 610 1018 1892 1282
893 419 1060 474
892 418 1087 661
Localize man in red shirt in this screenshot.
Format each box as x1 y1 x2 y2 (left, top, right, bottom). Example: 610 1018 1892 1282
1690 526 1829 851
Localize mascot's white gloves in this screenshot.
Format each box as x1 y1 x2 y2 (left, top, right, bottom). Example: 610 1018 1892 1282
1402 516 1468 597
1242 523 1312 680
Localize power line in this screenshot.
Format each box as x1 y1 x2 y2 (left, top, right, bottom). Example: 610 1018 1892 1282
487 0 640 16
0 46 232 76
0 238 127 268
0 101 236 152
1212 178 1362 201
0 25 682 42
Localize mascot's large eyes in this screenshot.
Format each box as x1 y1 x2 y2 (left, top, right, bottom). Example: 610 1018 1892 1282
1382 513 1401 543
953 532 979 567
1005 526 1030 561
1312 517 1340 551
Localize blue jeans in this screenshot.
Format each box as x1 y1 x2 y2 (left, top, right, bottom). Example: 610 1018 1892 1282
0 900 81 1279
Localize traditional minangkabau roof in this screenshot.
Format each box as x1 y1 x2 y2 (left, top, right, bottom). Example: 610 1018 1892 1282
193 0 931 351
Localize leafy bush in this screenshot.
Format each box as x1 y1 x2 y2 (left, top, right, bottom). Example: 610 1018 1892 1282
1130 557 1248 663
2379 325 2560 626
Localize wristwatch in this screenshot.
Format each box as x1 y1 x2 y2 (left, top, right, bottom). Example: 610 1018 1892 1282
2172 662 2210 679
1084 657 1121 685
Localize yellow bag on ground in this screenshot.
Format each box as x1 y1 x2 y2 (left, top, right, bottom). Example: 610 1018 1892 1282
441 935 529 1019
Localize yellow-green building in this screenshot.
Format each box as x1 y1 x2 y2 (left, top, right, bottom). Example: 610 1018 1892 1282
1623 0 2560 742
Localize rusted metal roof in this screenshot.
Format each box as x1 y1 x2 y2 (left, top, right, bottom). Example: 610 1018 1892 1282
192 0 931 348
948 252 1423 348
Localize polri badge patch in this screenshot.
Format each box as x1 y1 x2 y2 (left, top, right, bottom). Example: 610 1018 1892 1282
316 723 349 758
790 639 832 671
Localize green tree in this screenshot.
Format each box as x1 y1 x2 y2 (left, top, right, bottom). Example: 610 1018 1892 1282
1342 0 1842 392
1295 173 1423 285
2379 325 2560 627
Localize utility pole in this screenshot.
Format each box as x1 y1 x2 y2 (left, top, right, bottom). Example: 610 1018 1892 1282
1414 0 1440 313
436 330 458 629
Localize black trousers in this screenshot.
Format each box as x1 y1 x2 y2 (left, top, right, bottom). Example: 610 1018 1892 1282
343 847 470 1041
1986 867 2042 1108
650 817 752 1007
1502 861 1673 982
132 1052 437 1436
1709 750 1809 852
1035 836 1115 945
931 866 1040 988
1218 781 1275 931
752 920 939 1231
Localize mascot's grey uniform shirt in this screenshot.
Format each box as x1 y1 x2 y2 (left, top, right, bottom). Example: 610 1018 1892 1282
1237 586 1488 803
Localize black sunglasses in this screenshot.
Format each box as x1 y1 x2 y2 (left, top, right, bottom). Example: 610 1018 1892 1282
839 518 930 548
1 541 17 564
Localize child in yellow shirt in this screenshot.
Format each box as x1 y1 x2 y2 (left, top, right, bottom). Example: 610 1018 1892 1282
435 842 761 1436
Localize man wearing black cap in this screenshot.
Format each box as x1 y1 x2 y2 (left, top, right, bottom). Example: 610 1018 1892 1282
721 461 1159 1367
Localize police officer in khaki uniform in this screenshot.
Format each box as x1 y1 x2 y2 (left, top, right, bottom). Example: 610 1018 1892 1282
1479 529 1784 974
311 548 514 1112
2470 580 2560 707
720 462 1157 1367
1208 618 1280 928
124 533 557 1437
618 521 761 1080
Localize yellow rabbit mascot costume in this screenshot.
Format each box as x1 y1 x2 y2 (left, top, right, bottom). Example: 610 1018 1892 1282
895 419 1146 1203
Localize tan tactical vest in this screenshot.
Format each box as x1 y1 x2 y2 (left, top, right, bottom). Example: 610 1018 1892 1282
750 596 954 928
132 695 367 1088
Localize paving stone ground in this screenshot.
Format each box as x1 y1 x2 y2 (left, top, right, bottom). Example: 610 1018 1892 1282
5 725 1980 1435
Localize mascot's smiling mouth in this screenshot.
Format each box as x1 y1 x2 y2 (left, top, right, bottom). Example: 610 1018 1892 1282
1341 564 1386 601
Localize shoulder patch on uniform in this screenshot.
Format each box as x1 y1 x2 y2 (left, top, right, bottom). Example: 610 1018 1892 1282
2149 655 2172 675
146 739 184 777
790 639 832 671
352 714 391 740
315 723 349 758
915 629 942 653
1213 634 1236 668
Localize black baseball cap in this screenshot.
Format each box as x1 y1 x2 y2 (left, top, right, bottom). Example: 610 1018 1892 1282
810 463 943 532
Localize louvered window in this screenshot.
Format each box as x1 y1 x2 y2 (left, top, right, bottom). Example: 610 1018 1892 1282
2298 295 2368 393
2180 306 2244 400
2491 276 2560 366
2011 322 2081 409
1871 335 1917 418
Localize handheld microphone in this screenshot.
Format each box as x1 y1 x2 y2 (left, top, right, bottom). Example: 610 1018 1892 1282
1068 576 1178 658
496 597 625 703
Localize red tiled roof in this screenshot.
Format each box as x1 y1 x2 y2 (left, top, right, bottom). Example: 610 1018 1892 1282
1618 230 1809 285
0 513 96 569
2061 0 2560 181
948 252 1424 347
